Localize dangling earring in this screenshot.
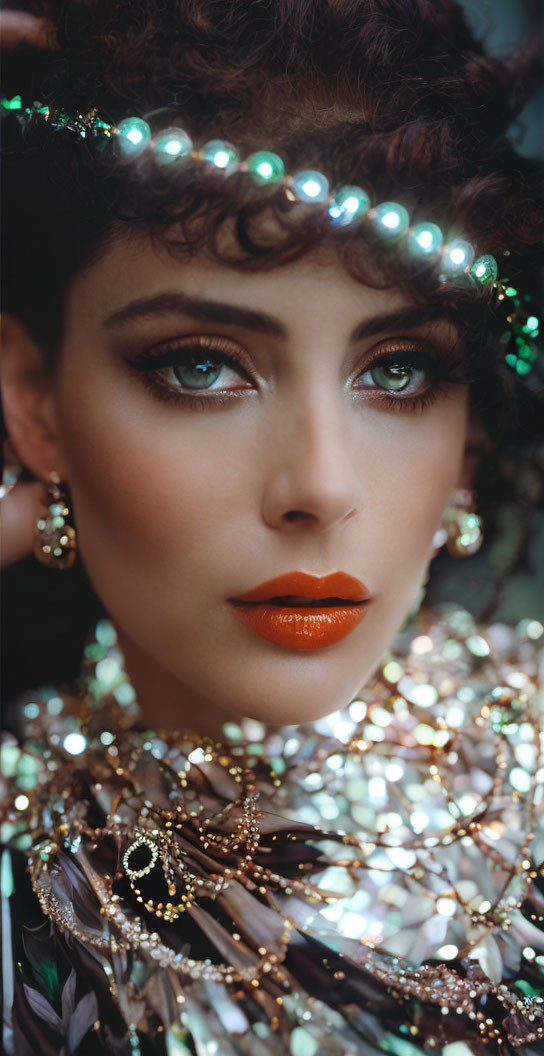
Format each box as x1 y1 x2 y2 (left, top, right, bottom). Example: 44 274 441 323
33 472 77 569
437 488 484 559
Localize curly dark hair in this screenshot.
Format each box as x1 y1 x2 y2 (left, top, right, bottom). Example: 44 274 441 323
1 0 544 700
2 2 543 339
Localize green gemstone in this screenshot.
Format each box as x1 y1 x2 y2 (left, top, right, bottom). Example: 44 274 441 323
505 353 517 368
50 112 70 129
329 185 370 225
514 979 544 998
84 643 105 661
505 286 517 297
2 95 22 110
526 315 539 331
92 119 112 135
407 222 443 256
246 150 285 185
373 202 410 239
470 253 498 285
51 516 65 529
516 360 532 375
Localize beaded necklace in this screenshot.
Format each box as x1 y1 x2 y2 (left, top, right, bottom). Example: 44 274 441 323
2 606 543 1054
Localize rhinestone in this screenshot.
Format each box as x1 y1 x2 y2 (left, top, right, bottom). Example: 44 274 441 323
470 254 498 285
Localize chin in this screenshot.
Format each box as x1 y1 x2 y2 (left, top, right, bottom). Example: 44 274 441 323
236 672 371 729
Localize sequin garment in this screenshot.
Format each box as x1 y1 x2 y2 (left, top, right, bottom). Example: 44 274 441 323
1 607 543 1056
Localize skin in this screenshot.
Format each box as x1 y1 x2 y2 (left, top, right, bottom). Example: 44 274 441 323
2 230 472 739
0 10 58 51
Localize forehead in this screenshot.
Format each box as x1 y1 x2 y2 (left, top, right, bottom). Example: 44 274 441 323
73 225 421 328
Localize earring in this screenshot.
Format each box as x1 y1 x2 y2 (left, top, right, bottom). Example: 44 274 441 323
33 472 77 569
437 488 484 559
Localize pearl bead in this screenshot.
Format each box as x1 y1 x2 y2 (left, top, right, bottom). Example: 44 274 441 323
292 170 330 203
328 185 370 225
407 222 443 256
202 139 239 171
154 127 193 164
372 202 410 238
117 117 152 157
442 239 475 272
246 150 285 185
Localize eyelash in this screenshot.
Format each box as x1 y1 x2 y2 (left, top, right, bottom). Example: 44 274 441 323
126 335 466 415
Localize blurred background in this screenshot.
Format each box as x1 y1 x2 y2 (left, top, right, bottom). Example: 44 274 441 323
458 0 543 160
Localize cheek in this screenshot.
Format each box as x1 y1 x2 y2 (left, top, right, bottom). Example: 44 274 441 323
52 366 253 597
363 402 467 562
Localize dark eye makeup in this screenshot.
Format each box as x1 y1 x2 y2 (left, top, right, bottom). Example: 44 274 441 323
124 331 469 415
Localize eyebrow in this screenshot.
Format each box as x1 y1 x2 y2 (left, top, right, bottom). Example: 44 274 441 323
102 290 457 343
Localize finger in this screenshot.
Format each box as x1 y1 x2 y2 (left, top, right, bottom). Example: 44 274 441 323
0 11 59 50
1 480 41 569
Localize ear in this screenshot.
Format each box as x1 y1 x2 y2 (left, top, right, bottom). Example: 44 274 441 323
454 408 494 492
1 313 68 480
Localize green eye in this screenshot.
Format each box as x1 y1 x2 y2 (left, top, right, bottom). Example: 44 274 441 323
172 356 224 389
370 364 415 391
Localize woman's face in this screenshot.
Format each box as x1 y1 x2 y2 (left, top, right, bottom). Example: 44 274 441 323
46 231 469 732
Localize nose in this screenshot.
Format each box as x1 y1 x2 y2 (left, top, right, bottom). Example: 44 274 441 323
261 389 362 534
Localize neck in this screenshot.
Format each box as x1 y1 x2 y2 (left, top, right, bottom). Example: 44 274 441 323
115 627 231 742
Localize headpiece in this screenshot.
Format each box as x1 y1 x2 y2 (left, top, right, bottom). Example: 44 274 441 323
2 94 542 380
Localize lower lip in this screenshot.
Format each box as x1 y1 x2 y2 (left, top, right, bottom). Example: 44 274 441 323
228 601 369 650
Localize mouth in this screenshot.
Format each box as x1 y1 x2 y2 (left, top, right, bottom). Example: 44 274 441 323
230 596 367 608
228 571 371 650
229 570 371 606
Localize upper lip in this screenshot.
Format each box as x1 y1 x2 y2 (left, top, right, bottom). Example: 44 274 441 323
229 571 371 604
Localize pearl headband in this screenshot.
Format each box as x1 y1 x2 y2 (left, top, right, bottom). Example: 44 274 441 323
2 95 541 377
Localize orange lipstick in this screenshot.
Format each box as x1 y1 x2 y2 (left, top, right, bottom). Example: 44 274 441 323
228 571 371 651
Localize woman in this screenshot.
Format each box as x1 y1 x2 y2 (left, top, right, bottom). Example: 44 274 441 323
1 1 543 1053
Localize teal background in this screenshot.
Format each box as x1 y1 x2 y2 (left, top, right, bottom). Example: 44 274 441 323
458 0 543 159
